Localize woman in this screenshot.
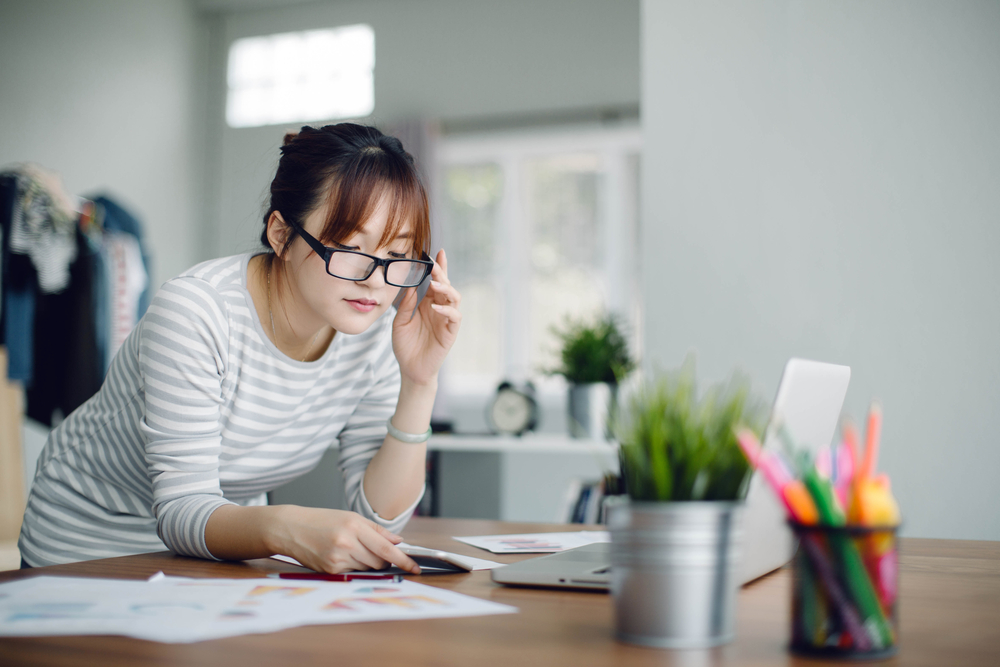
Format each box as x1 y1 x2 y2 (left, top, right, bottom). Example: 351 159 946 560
18 124 461 574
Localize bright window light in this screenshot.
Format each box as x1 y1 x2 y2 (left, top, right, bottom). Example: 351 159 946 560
226 24 375 128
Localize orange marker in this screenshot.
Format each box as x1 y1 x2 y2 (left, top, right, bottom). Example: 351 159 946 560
783 480 820 525
842 419 861 479
735 427 820 524
860 402 882 480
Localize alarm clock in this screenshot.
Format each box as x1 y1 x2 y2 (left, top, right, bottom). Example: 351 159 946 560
487 381 539 436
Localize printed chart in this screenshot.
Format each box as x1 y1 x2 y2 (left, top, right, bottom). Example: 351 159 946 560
453 531 611 554
0 574 517 643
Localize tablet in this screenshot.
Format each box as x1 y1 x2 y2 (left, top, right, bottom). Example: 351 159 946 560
399 545 475 572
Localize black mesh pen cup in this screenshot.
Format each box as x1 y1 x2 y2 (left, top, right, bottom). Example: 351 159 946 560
788 521 900 660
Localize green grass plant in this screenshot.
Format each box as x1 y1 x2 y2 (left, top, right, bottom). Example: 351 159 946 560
616 360 767 502
550 314 635 385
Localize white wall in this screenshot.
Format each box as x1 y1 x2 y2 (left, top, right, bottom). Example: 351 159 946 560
0 0 208 287
642 1 1000 540
207 0 641 257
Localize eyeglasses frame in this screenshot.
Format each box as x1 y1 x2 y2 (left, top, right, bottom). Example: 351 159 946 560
284 218 434 288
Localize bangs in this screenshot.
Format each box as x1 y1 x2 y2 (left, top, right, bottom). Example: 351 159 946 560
317 151 430 257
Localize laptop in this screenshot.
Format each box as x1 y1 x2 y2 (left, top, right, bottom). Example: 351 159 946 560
491 358 851 591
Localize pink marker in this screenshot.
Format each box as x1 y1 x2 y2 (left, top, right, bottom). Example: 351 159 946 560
816 445 832 479
736 429 798 517
834 443 854 508
735 428 763 467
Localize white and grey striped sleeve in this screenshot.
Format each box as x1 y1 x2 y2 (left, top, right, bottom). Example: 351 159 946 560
137 276 235 559
337 323 423 532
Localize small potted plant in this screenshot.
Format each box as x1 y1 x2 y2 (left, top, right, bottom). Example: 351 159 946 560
549 314 635 440
607 359 766 648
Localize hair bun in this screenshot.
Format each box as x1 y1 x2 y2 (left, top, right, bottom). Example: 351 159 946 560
282 131 298 146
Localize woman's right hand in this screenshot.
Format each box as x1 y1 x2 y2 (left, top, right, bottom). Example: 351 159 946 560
266 506 421 574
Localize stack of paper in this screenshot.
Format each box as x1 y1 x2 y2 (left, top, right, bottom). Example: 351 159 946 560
0 573 517 643
453 531 611 554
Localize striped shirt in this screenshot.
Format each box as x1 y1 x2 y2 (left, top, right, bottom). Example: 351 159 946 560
19 253 421 567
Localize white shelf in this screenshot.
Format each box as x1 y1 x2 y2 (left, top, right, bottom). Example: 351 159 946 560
428 433 619 455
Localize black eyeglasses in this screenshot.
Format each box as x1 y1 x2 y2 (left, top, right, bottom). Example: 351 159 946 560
286 219 433 288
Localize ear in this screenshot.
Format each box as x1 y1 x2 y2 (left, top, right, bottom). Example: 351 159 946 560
266 211 293 259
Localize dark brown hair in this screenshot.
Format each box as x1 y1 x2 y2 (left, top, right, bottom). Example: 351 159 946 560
263 123 430 261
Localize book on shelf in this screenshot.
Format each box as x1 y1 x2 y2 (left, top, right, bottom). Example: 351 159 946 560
562 476 623 525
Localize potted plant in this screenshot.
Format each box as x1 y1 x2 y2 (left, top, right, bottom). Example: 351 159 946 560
607 359 766 648
549 314 635 440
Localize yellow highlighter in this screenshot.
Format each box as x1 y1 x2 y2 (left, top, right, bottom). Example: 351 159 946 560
848 478 901 527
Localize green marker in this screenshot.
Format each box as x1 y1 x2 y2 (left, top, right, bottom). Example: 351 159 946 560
803 466 846 526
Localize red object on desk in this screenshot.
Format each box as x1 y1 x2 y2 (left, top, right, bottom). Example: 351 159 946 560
272 572 403 582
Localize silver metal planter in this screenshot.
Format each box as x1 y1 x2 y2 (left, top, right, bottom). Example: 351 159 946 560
568 382 615 440
607 500 745 648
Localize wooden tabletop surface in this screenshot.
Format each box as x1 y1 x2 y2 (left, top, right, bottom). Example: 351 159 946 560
1 517 999 666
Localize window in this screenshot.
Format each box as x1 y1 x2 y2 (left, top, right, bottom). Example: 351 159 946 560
440 164 504 377
226 25 375 129
525 153 608 374
435 126 641 432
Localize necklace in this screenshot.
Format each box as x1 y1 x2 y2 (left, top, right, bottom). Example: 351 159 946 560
267 258 321 362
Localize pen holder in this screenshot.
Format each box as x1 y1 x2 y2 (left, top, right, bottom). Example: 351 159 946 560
788 521 900 660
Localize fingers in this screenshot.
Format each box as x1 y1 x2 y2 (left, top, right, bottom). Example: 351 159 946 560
430 249 450 286
430 303 462 327
358 527 421 574
327 523 404 573
350 546 389 572
369 521 404 545
393 286 418 323
316 555 355 574
311 545 378 574
428 280 461 308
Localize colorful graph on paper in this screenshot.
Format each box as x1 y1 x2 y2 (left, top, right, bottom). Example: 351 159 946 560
0 575 517 643
323 593 448 612
454 531 611 553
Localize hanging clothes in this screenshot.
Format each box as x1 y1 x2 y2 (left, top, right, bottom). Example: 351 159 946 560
90 195 152 373
7 167 78 293
0 166 154 424
0 168 79 384
25 227 102 425
91 195 153 319
103 231 147 364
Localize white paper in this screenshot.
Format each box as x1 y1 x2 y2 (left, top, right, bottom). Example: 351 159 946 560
453 531 611 554
270 545 504 571
270 553 307 567
0 574 517 643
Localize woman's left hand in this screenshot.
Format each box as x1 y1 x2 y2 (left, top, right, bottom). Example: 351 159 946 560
392 249 461 386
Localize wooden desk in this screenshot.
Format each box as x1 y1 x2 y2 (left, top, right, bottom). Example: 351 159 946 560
1 518 998 666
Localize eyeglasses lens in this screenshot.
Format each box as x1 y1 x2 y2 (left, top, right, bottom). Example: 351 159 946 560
386 261 426 287
328 252 373 280
328 252 426 287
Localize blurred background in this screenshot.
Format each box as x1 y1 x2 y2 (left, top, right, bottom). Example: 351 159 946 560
0 0 997 555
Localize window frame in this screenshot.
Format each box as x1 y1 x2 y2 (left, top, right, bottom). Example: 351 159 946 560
433 123 642 395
